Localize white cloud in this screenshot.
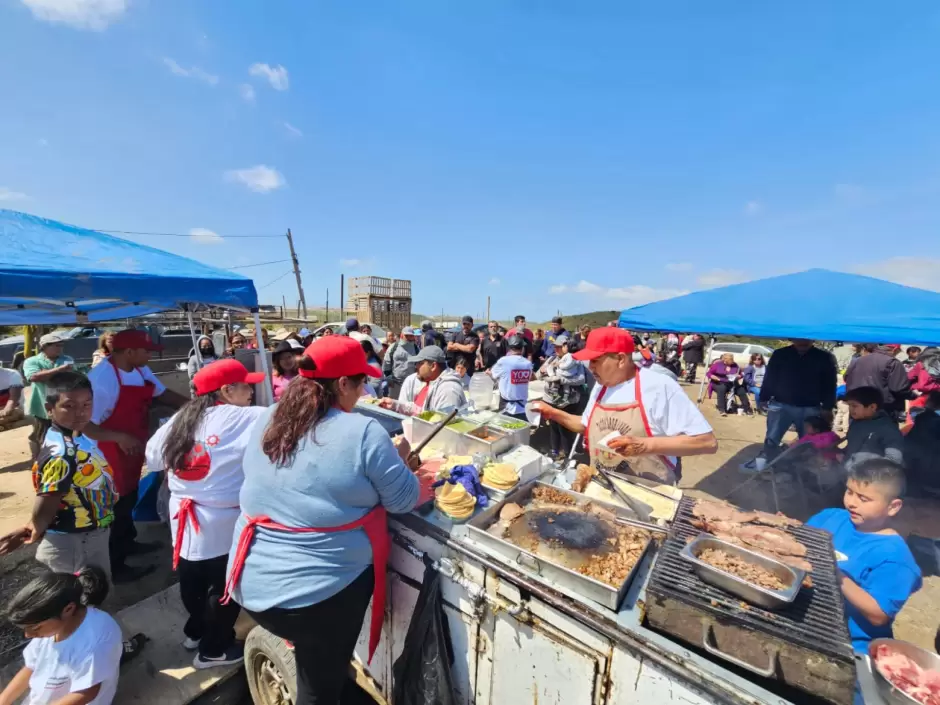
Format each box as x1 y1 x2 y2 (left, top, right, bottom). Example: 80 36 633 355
665 262 693 272
249 63 289 91
340 258 362 267
20 0 128 30
163 57 219 86
0 187 28 202
38 138 48 147
743 200 763 216
282 122 303 138
189 228 223 245
238 83 256 103
696 269 749 289
224 165 286 193
853 258 940 292
549 280 687 306
489 277 501 286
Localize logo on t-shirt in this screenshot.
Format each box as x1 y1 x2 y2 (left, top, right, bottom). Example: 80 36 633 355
176 442 212 482
510 369 531 385
834 550 848 562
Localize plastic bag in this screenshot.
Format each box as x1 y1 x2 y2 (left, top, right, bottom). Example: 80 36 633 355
391 557 459 705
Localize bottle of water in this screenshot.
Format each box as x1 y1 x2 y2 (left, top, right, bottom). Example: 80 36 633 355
468 374 495 410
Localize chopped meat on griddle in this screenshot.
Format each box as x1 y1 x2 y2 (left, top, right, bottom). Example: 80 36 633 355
499 503 525 523
697 548 789 591
532 486 577 506
577 525 651 587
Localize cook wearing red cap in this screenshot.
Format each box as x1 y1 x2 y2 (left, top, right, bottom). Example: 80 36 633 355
146 359 268 669
85 329 189 581
533 327 716 486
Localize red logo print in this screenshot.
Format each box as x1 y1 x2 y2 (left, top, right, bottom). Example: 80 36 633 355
176 441 211 481
510 370 531 385
206 435 220 447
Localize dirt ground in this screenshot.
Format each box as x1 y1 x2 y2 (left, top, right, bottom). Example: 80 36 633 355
0 382 937 668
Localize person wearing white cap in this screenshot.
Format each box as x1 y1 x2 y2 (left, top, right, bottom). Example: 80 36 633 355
380 346 468 416
23 334 75 460
382 327 418 400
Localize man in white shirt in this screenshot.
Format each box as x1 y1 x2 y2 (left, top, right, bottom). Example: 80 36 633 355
85 329 187 579
489 336 533 419
533 328 717 485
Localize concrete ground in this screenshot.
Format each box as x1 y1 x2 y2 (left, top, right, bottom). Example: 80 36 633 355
0 382 937 698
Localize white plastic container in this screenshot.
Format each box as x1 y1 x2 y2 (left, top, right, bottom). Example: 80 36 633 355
497 445 546 485
468 374 496 410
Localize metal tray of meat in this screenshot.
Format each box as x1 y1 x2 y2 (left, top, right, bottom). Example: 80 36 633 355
466 481 657 610
679 534 805 610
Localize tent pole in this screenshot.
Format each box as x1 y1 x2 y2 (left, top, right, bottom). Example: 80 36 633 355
697 336 716 404
253 311 274 405
186 308 203 371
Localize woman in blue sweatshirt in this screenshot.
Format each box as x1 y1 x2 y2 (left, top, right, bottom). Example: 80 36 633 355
225 336 420 705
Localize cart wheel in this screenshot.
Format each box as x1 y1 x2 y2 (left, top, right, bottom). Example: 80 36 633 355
245 626 297 705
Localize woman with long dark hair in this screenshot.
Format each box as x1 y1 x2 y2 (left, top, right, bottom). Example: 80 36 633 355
0 566 121 705
223 336 420 705
145 359 266 669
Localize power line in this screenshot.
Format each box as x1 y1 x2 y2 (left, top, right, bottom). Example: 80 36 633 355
227 259 290 270
258 270 294 290
97 229 282 239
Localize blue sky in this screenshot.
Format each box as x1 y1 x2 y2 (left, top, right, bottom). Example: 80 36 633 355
1 1 939 321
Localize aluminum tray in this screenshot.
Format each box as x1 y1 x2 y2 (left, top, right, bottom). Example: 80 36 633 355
869 638 940 705
411 415 481 454
486 413 532 446
464 425 514 459
679 534 804 610
466 481 657 610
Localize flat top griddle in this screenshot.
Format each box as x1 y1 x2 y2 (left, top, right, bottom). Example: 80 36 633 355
647 497 853 662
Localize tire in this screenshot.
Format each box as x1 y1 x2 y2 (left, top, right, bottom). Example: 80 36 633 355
244 626 298 705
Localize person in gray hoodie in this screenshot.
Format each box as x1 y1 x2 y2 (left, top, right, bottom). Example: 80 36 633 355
187 335 219 379
381 346 468 416
382 326 418 400
843 386 904 470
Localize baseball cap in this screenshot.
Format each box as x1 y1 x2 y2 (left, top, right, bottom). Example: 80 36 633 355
507 335 526 349
273 340 299 357
421 319 433 331
553 334 570 346
193 359 266 396
299 335 382 380
408 346 447 365
461 315 473 324
345 318 360 331
112 329 163 352
572 328 635 361
401 326 416 336
551 316 563 324
39 333 65 348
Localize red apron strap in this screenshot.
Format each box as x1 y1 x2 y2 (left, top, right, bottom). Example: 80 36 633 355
171 498 201 571
632 370 677 471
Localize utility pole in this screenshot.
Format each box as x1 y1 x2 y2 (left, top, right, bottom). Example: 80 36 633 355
340 274 345 321
486 296 491 323
286 229 308 321
325 289 329 322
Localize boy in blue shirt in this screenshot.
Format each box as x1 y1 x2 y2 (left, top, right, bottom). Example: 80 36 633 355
807 458 922 654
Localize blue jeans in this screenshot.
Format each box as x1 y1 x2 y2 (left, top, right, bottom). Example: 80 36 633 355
748 385 761 405
763 402 818 455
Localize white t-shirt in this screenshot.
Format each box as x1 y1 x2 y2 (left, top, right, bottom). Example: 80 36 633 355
88 361 167 425
23 607 121 705
580 366 713 466
146 404 266 561
0 367 24 391
491 355 533 415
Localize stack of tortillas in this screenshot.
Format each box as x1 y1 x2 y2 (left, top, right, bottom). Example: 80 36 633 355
483 463 519 491
435 482 476 521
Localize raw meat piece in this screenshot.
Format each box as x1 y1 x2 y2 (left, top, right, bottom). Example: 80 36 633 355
732 524 808 557
750 510 803 528
697 548 789 591
873 642 940 705
691 499 758 524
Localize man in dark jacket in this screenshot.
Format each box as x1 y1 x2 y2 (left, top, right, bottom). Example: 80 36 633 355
682 334 706 382
844 344 911 419
750 339 837 462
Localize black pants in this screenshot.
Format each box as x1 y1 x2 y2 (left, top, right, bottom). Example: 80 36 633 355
684 364 698 383
547 396 587 456
109 490 138 570
247 566 374 705
179 555 240 657
28 417 51 461
714 382 751 413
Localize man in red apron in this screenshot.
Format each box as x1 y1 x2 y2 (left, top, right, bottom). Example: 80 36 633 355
533 328 717 486
86 329 187 582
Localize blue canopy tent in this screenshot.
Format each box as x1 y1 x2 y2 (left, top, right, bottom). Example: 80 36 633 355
618 269 940 345
0 209 272 394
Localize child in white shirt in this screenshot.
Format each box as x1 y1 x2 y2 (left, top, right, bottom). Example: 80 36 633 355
0 566 122 705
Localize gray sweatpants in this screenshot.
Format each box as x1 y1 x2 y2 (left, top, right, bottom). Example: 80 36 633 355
35 529 112 584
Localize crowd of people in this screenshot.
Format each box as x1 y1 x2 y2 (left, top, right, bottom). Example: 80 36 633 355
0 317 938 705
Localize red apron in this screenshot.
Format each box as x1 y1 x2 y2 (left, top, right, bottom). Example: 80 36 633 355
222 506 390 663
97 361 155 497
172 497 200 571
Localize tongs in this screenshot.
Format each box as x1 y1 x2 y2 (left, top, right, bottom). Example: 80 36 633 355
591 467 653 522
408 409 458 463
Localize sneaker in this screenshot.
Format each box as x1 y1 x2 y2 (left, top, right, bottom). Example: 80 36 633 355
193 643 245 670
121 633 148 665
182 636 201 651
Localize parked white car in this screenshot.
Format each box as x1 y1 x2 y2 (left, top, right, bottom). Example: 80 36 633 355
705 342 774 368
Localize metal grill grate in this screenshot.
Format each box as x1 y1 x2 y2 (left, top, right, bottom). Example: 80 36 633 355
647 497 854 661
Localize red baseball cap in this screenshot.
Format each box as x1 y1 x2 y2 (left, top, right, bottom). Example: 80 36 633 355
572 328 635 361
299 335 382 379
193 359 266 396
111 329 163 352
